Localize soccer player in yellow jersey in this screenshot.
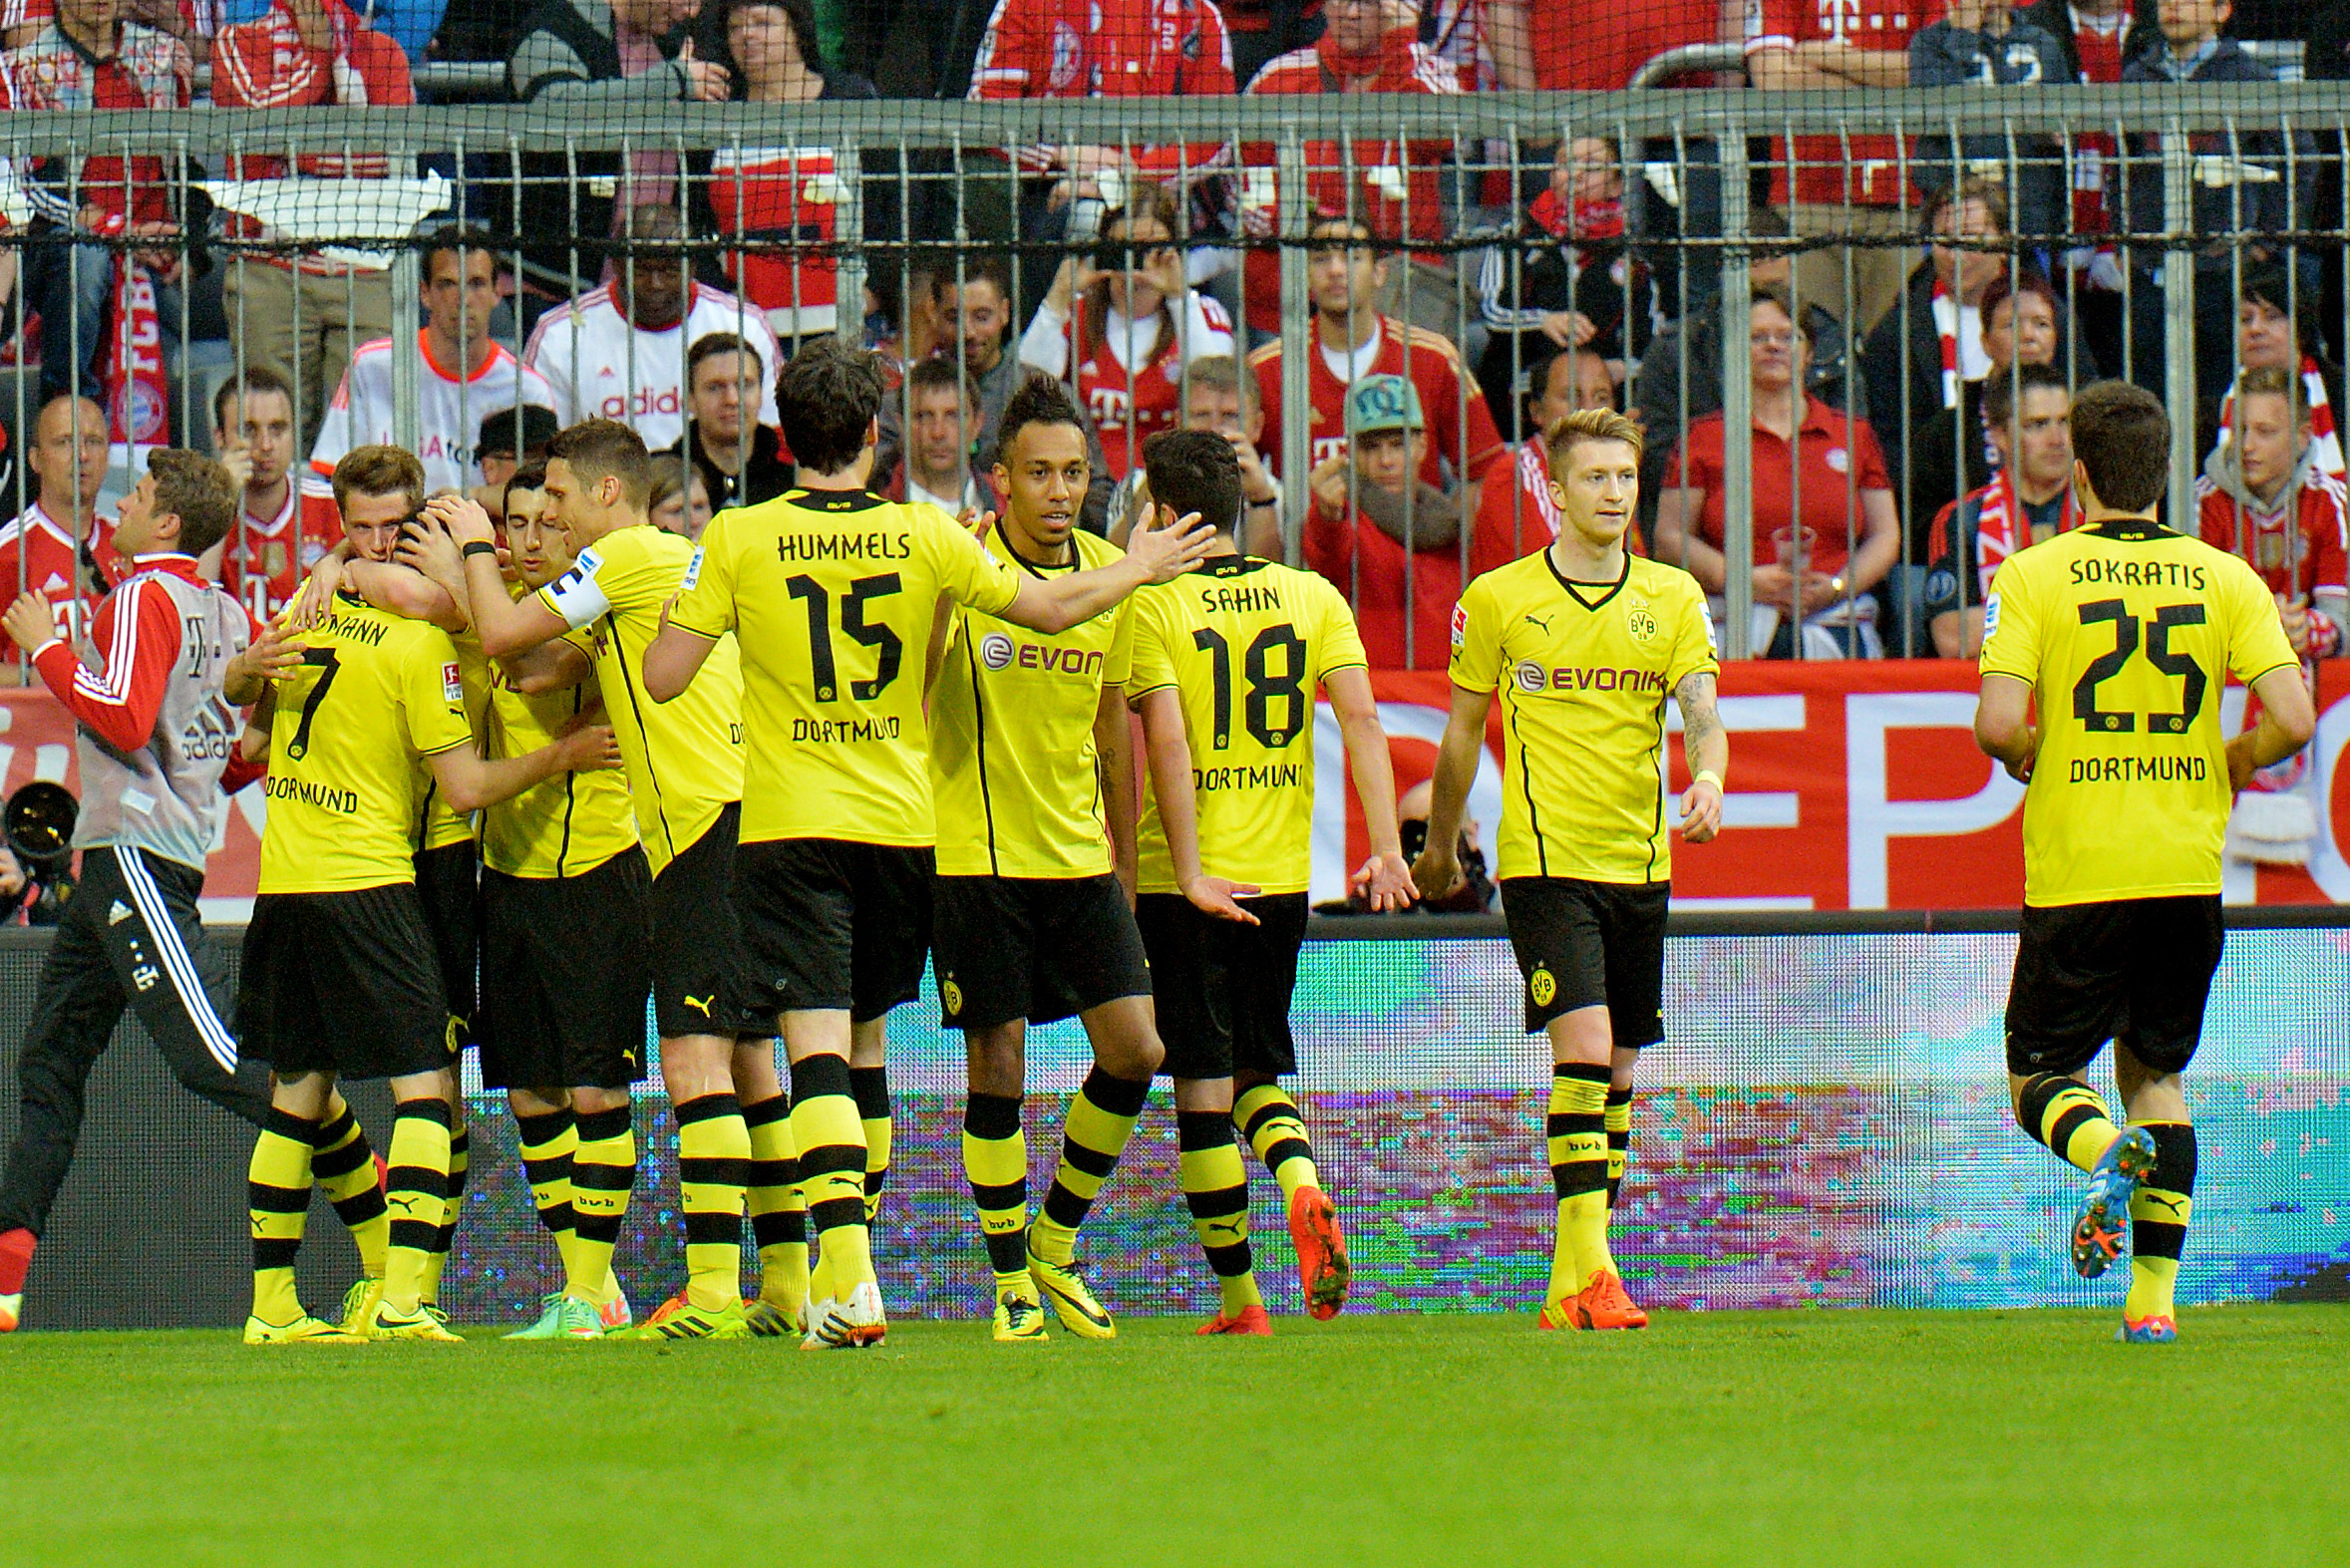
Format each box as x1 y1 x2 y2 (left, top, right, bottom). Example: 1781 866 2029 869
409 421 782 1342
1415 409 1725 1334
469 466 653 1341
928 376 1167 1343
1127 428 1417 1337
1973 382 2313 1344
645 339 1212 1349
237 445 619 1344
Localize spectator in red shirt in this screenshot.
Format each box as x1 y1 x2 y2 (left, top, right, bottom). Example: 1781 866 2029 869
2196 364 2350 662
1108 355 1285 552
1654 285 1900 659
1303 373 1517 670
206 366 344 623
1239 0 1460 341
1220 0 1320 87
1249 216 1506 514
209 0 412 444
1489 0 1725 90
1745 0 1944 333
0 393 122 672
4 0 193 409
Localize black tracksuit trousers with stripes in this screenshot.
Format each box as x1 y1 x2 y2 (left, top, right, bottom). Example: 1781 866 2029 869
0 846 273 1237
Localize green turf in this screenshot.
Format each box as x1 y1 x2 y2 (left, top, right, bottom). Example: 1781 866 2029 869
5 1307 2346 1566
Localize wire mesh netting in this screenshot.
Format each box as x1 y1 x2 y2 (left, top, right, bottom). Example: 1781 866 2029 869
3 6 2348 665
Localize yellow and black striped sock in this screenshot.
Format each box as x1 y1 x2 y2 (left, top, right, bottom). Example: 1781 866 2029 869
743 1095 809 1311
1604 1086 1633 1209
381 1098 453 1318
421 1126 469 1307
249 1108 317 1325
1177 1109 1260 1316
674 1094 750 1312
2127 1121 2197 1323
513 1107 578 1280
309 1099 387 1279
1547 1064 1612 1306
792 1055 873 1295
851 1066 891 1230
1033 1069 1150 1266
568 1104 634 1303
2016 1074 2124 1174
1233 1082 1320 1207
963 1092 1031 1290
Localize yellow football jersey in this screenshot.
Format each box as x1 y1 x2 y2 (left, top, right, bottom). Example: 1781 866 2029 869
931 523 1136 878
671 488 1022 847
1979 518 2296 906
1128 556 1366 895
537 522 746 874
1450 551 1718 885
481 617 639 879
413 624 491 853
258 592 475 894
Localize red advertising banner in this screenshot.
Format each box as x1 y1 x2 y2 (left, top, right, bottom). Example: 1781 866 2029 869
7 663 2348 916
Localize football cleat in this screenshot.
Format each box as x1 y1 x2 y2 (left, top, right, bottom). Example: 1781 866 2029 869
1196 1304 1273 1337
626 1296 749 1341
506 1292 603 1340
1535 1299 1587 1331
2117 1313 2179 1345
1569 1269 1649 1331
370 1304 465 1343
0 1292 20 1334
598 1278 633 1334
1026 1245 1116 1340
1286 1187 1351 1321
801 1282 887 1350
337 1277 384 1338
2073 1127 2158 1279
991 1288 1052 1343
0 1227 34 1331
243 1313 366 1346
743 1298 805 1338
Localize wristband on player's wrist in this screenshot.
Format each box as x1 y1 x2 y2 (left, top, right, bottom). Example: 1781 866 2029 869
461 541 498 559
1694 769 1725 792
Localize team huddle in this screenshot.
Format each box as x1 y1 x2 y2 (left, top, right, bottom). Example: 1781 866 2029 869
0 334 2295 1347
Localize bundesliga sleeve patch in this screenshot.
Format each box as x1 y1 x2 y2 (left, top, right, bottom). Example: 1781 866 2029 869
681 545 704 592
1983 593 2001 641
1451 601 1469 649
443 662 464 703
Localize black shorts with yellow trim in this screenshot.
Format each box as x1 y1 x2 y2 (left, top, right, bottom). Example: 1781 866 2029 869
236 884 456 1082
1133 891 1308 1081
2004 894 2223 1078
731 837 934 1024
932 872 1152 1033
478 847 653 1092
413 838 481 1044
647 801 766 1039
1498 875 1670 1044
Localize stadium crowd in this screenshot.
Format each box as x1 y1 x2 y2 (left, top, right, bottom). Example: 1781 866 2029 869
2 0 2348 667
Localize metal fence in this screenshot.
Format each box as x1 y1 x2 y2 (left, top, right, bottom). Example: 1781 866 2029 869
6 87 2348 660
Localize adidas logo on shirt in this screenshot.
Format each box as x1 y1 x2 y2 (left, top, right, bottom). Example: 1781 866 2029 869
108 901 133 926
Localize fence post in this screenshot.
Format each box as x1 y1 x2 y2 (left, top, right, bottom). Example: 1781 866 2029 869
390 250 421 460
1277 129 1311 564
833 147 863 345
1717 130 1754 660
2161 119 2196 524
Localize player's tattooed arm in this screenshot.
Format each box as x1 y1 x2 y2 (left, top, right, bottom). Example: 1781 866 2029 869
1675 670 1725 842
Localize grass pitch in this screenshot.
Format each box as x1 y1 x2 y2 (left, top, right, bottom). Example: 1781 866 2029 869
6 1306 2346 1567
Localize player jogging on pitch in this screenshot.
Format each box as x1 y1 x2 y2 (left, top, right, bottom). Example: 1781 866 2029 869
929 375 1167 1343
1129 424 1416 1336
1973 381 2312 1344
1415 407 1725 1333
645 339 1213 1350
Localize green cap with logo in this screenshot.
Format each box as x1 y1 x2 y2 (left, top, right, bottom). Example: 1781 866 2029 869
1346 374 1426 437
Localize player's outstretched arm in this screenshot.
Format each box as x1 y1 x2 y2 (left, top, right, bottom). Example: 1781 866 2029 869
416 496 572 658
425 724 622 813
222 618 302 706
998 506 1216 635
501 638 592 696
1325 667 1414 910
2226 662 2319 791
1413 684 1492 900
1675 670 1726 843
1973 673 2039 784
1094 682 1140 899
1135 686 1259 923
643 601 716 703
